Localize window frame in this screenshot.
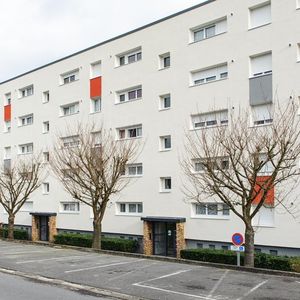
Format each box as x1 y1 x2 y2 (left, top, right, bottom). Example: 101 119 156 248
60 202 80 214
116 47 142 67
19 143 33 155
193 203 230 219
60 69 79 85
60 102 79 117
191 110 229 130
159 135 172 151
116 202 143 215
117 125 142 140
160 177 172 193
116 86 142 104
19 85 34 98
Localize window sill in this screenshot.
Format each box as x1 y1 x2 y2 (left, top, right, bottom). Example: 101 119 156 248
59 79 79 86
159 190 171 193
18 124 33 128
59 211 80 214
188 32 227 45
158 66 171 71
42 193 49 195
59 112 80 118
42 132 49 135
159 149 172 152
190 124 228 131
115 97 142 105
159 107 171 112
115 60 142 69
42 101 50 104
122 175 143 178
248 22 271 31
190 77 228 88
18 153 33 156
191 216 230 220
117 136 142 141
253 224 275 228
90 111 101 115
250 123 273 128
116 213 142 217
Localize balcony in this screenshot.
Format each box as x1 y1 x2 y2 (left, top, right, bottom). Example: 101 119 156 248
249 73 272 106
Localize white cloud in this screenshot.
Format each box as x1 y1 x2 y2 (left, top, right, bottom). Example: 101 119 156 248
0 0 205 82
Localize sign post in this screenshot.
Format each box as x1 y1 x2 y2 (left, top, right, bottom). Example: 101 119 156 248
231 233 244 267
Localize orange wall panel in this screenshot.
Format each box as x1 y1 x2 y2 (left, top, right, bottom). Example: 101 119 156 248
90 76 102 99
252 176 274 206
4 104 11 122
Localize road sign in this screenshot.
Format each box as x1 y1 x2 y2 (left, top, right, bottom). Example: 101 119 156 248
231 233 244 246
230 245 245 252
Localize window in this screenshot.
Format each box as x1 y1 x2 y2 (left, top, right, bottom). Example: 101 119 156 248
159 52 170 69
4 93 11 105
118 125 142 140
269 250 278 256
117 47 142 66
61 102 79 116
249 1 271 29
4 147 11 159
122 164 143 177
191 110 228 129
42 182 50 194
19 114 33 127
4 121 11 133
222 245 229 250
160 177 172 192
117 202 143 215
194 203 230 218
19 85 33 98
250 52 272 77
90 61 101 78
252 104 273 126
43 152 50 163
209 245 216 250
197 243 203 249
61 202 80 213
117 86 142 103
91 98 101 113
42 121 49 133
160 135 171 151
191 17 227 42
61 136 80 148
42 91 50 103
191 63 228 86
257 153 274 174
60 69 79 85
194 157 229 172
159 94 171 110
19 143 33 154
20 201 33 212
252 206 274 227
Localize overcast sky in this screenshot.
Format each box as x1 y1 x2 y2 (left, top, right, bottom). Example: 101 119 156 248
0 0 205 82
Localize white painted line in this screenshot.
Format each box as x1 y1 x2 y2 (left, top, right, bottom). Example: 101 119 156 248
65 259 145 274
236 280 268 300
207 270 229 298
134 269 191 285
16 255 94 264
1 250 50 255
134 283 213 300
107 262 157 281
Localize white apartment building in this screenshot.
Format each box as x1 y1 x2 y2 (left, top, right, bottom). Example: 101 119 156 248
0 0 300 257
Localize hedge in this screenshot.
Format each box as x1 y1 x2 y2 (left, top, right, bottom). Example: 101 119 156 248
0 228 29 240
54 233 138 253
180 248 300 272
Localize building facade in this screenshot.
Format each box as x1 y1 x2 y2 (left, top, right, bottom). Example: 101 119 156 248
1 0 300 257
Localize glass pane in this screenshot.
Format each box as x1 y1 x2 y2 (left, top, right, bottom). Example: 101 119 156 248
164 56 170 68
164 137 171 149
128 55 136 64
164 178 171 189
128 167 136 175
129 128 137 137
129 204 136 213
205 25 216 38
196 204 206 215
194 29 204 41
208 204 218 215
136 89 142 98
137 204 143 213
120 203 126 212
164 96 171 108
128 91 136 100
222 204 230 215
137 165 143 175
136 52 142 60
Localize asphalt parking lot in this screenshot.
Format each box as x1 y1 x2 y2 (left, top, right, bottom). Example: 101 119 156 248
0 240 299 300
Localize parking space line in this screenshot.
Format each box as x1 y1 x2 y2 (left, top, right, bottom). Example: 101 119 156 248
107 262 157 281
134 283 214 300
134 269 191 285
236 280 268 300
65 259 145 274
1 250 58 256
207 270 229 298
16 255 95 264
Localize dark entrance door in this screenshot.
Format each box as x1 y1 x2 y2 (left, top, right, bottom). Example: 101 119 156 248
39 216 49 241
153 222 176 257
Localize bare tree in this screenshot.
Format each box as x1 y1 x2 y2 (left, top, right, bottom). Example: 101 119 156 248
51 124 140 249
182 101 300 267
0 157 43 239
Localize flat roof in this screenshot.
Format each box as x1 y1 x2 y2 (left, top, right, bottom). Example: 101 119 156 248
0 0 215 85
141 216 186 223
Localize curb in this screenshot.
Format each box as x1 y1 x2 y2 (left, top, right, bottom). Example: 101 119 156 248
0 266 147 300
1 238 300 279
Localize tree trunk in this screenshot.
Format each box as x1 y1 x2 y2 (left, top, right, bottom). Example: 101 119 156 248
92 219 102 249
8 214 15 240
244 223 255 267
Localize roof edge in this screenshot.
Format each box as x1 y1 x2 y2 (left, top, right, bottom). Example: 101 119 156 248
0 0 215 85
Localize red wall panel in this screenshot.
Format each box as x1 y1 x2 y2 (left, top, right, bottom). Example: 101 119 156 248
4 104 11 122
90 76 102 99
252 176 274 206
